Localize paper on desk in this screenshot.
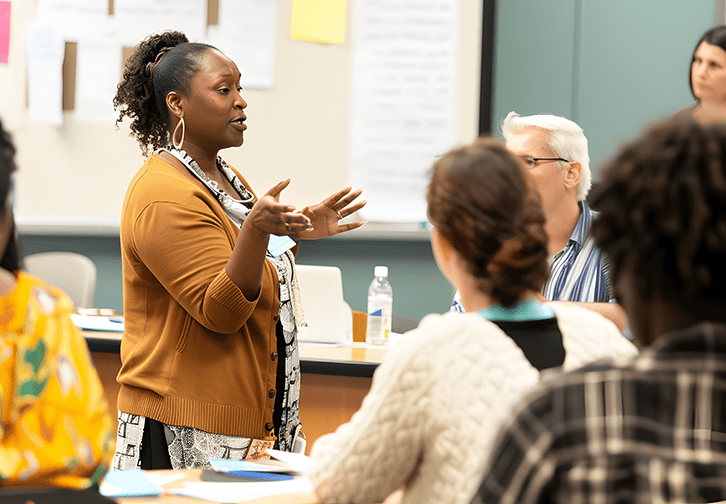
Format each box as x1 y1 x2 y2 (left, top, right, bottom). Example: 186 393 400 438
99 468 163 498
70 314 124 332
265 449 313 474
210 450 312 475
167 476 313 503
298 341 341 348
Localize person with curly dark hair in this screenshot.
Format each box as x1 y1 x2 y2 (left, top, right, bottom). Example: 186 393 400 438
1 118 115 492
470 118 726 504
110 31 366 470
308 137 636 504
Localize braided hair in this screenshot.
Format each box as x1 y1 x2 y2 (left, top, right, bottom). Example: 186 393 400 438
114 31 216 156
427 137 549 307
591 118 726 306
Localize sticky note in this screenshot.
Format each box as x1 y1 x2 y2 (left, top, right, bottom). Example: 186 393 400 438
290 0 347 44
0 1 10 64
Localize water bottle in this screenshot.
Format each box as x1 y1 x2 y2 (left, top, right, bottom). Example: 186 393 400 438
366 266 393 345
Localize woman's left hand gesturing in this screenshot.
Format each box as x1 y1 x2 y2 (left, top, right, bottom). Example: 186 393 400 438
292 186 367 239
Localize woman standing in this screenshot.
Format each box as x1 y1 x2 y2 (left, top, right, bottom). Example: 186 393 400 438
309 137 637 504
687 25 726 123
111 31 365 470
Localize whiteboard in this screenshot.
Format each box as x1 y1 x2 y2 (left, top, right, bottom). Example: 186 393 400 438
2 0 483 236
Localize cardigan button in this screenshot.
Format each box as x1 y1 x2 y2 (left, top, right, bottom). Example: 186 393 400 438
268 389 276 399
279 277 286 284
271 352 278 361
265 422 274 431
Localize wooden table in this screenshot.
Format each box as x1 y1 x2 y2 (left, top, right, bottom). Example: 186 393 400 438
85 331 389 453
115 469 320 503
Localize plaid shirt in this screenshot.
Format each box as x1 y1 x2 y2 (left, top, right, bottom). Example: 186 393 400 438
470 322 726 504
451 202 612 313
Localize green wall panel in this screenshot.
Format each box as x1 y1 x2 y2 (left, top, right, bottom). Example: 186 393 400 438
576 0 712 170
492 0 713 173
492 0 578 132
19 234 451 322
296 239 452 321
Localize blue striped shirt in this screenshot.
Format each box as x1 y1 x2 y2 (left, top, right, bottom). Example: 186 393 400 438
451 201 612 313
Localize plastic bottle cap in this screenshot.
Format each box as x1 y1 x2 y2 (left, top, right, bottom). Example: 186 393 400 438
374 266 388 277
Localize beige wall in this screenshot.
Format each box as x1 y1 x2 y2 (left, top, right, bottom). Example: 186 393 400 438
1 0 482 230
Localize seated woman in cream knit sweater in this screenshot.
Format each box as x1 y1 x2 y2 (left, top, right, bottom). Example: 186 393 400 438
308 137 638 504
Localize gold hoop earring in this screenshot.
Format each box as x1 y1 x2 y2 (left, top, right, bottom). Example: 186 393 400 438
172 117 185 150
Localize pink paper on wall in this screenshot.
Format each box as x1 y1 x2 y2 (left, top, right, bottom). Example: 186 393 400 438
0 1 10 64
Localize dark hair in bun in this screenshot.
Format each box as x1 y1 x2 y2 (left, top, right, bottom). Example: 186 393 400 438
427 137 549 306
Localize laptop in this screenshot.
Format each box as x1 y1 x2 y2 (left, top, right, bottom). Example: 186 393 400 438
294 265 352 344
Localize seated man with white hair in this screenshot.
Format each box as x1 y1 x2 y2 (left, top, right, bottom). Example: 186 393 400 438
452 111 626 331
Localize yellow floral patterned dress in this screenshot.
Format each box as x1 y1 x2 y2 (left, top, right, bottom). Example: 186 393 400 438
0 271 114 488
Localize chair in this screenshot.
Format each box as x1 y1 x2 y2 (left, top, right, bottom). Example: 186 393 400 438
24 252 97 309
392 314 420 334
352 310 368 342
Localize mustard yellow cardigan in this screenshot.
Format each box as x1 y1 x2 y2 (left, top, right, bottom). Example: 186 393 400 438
117 154 283 440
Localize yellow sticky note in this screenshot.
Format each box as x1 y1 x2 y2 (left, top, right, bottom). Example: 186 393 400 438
290 0 347 44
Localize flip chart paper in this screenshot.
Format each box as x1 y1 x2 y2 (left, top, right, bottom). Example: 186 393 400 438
26 21 65 126
36 0 108 40
205 0 276 89
75 29 122 123
348 0 459 222
113 0 206 46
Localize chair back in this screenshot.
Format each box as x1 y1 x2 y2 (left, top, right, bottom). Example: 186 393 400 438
24 252 97 309
352 310 368 342
295 264 352 344
392 314 420 334
352 312 419 343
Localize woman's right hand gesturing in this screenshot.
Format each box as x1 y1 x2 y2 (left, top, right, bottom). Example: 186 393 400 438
226 179 309 298
244 179 312 237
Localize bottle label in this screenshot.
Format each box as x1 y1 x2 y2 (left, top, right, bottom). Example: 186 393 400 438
367 282 392 345
366 315 387 345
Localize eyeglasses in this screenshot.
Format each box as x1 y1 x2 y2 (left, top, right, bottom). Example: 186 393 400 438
519 156 571 169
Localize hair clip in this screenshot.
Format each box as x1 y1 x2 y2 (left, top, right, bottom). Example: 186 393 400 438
145 46 173 79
